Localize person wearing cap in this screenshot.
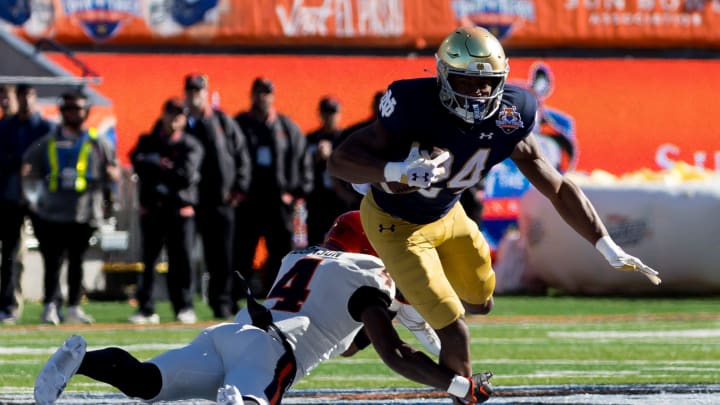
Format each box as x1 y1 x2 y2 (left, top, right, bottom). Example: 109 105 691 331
182 73 251 320
128 97 204 325
305 96 353 245
233 77 313 297
21 90 120 325
0 83 55 324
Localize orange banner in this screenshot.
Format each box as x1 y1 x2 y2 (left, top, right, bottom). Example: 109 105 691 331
4 1 719 49
46 53 719 176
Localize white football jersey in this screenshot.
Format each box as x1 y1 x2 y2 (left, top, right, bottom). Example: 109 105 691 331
235 247 395 379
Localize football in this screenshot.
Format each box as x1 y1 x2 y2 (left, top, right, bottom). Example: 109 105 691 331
373 146 448 194
424 146 449 161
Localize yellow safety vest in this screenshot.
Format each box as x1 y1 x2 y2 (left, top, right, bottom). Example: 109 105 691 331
47 127 98 192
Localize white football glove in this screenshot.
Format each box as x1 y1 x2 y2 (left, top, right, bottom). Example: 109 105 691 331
595 236 661 285
389 299 441 356
384 143 450 189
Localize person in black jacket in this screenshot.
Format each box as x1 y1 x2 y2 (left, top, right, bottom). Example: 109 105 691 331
129 97 204 324
234 77 313 297
183 73 251 320
0 83 54 324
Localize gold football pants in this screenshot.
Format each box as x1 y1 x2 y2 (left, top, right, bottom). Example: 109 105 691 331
360 192 495 329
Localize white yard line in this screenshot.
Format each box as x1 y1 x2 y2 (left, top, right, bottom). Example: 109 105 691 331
548 329 720 339
328 358 720 366
0 343 182 355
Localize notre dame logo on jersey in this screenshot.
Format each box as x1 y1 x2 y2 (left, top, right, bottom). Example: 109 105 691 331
379 90 397 118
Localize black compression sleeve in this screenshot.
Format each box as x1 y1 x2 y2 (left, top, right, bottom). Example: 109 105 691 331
78 348 162 400
347 286 392 321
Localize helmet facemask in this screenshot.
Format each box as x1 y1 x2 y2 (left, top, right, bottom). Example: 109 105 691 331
436 27 510 125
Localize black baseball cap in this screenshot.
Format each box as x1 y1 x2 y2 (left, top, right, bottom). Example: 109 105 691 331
251 77 274 93
184 73 208 91
58 90 89 110
319 96 340 113
163 97 186 115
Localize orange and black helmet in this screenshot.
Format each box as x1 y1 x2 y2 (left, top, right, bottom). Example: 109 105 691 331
324 211 377 256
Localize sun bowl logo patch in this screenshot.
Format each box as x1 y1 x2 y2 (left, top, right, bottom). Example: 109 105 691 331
63 0 141 41
496 106 524 134
450 0 536 40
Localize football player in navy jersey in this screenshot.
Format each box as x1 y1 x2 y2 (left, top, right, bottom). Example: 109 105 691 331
329 26 660 384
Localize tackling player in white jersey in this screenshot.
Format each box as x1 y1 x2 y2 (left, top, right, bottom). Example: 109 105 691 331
35 211 493 405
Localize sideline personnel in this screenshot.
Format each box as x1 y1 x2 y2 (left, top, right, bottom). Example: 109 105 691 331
128 97 204 324
184 73 251 320
0 83 54 323
22 90 120 325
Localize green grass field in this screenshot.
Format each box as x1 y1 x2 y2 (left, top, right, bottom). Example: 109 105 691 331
1 296 719 395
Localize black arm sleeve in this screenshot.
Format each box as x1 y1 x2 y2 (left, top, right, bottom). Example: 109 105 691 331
347 286 392 322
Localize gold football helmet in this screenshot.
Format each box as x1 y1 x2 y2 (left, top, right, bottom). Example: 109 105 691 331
436 26 509 124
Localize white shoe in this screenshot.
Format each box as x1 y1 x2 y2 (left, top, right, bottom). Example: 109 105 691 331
0 309 18 325
34 335 87 405
65 306 95 325
41 303 61 326
217 384 243 405
393 301 442 356
128 312 160 325
176 308 197 324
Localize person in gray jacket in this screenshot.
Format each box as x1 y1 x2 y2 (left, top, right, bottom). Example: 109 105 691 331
21 90 119 325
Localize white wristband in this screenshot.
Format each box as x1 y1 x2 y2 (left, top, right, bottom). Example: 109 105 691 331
595 235 623 262
383 162 404 183
447 375 471 398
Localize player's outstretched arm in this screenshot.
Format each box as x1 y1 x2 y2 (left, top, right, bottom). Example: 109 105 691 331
361 305 493 404
511 135 604 244
511 135 660 285
361 305 452 388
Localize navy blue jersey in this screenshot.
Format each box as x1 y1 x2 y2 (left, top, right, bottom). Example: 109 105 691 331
373 77 537 224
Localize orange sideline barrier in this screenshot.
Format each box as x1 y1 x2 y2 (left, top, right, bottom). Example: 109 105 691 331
8 0 720 49
48 53 720 175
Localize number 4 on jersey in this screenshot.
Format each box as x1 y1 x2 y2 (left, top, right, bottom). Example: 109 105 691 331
267 258 321 312
418 148 490 198
446 148 490 189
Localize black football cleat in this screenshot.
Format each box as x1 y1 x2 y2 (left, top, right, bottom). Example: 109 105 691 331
450 371 494 404
470 371 493 403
